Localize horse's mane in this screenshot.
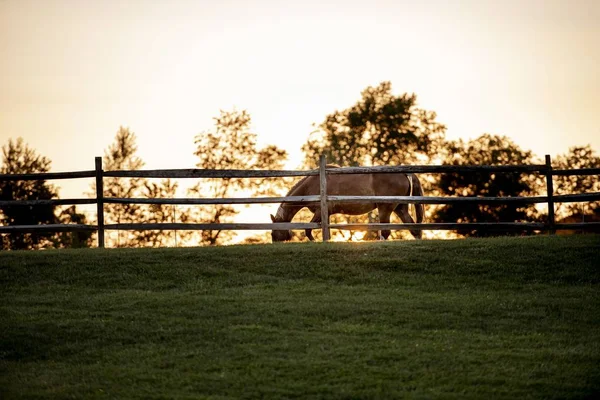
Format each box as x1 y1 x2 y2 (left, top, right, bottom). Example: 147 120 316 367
283 175 309 197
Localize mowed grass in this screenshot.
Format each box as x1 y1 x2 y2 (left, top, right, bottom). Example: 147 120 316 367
1 235 599 399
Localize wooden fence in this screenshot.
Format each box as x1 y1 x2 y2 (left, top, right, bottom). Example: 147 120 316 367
1 155 599 247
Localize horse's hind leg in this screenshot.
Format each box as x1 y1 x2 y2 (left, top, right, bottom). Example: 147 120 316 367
306 212 321 241
394 204 422 239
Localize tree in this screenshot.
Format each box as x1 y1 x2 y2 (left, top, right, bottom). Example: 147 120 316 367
53 206 94 248
137 179 193 247
189 109 288 245
553 145 600 226
431 134 542 237
91 127 146 247
300 82 446 241
302 81 446 168
92 127 191 247
0 138 60 250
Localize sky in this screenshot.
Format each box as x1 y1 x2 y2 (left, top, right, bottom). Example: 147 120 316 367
1 0 599 200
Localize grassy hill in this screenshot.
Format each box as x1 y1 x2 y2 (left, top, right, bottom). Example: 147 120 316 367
1 235 599 399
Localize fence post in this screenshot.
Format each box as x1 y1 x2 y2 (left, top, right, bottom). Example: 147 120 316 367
319 154 330 242
95 156 105 248
545 154 555 235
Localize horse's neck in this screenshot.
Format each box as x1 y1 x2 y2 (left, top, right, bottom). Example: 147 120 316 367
275 177 310 222
275 196 304 222
274 205 298 223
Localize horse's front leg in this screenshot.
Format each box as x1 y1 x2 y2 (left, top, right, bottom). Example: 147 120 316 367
378 206 394 240
306 212 321 241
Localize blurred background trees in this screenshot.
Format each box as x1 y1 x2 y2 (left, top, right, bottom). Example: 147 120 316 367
302 81 446 168
0 138 59 249
301 81 447 241
54 206 94 248
95 127 146 247
1 81 598 247
430 134 543 237
189 109 287 245
136 178 189 247
553 145 600 232
0 138 92 250
91 126 193 247
300 82 598 240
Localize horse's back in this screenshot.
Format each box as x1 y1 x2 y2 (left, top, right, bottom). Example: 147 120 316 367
295 167 412 197
328 171 411 196
372 172 412 196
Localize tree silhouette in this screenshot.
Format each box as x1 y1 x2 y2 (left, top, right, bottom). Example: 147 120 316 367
300 82 446 241
137 179 193 247
90 127 146 247
189 109 287 245
54 206 93 248
92 127 191 247
553 145 600 226
302 81 446 168
0 138 59 250
431 134 542 237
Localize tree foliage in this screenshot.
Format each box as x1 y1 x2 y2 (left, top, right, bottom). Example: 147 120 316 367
431 134 542 237
302 81 446 168
299 82 446 241
553 145 600 221
137 178 193 247
54 206 94 248
189 109 287 245
94 127 186 247
0 138 60 249
92 127 146 247
0 138 92 250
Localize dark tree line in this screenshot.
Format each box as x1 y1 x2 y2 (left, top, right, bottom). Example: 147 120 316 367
85 113 288 248
0 138 93 250
1 113 288 249
301 81 599 239
1 81 598 248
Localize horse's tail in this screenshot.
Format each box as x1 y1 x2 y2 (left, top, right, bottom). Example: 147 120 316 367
410 174 425 223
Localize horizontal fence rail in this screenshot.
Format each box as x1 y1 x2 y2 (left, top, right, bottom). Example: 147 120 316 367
325 164 549 174
0 198 98 207
104 223 321 231
85 192 600 207
104 169 319 179
103 195 321 205
551 168 600 176
0 224 97 233
330 222 549 231
327 192 600 205
0 155 598 247
0 170 96 181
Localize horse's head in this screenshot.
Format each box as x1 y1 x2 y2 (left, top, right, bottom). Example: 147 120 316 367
270 214 292 242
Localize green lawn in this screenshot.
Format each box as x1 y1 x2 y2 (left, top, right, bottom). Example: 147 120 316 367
1 235 599 399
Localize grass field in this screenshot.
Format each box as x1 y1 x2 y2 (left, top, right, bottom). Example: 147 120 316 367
1 234 599 399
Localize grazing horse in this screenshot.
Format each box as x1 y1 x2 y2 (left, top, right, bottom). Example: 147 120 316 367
270 165 424 242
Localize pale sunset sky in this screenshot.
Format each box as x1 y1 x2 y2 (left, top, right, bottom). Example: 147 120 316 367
1 0 599 199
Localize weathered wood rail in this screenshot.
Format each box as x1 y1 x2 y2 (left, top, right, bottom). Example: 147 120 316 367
0 155 599 247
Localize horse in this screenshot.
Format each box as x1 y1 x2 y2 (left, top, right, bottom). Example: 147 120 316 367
270 165 424 242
